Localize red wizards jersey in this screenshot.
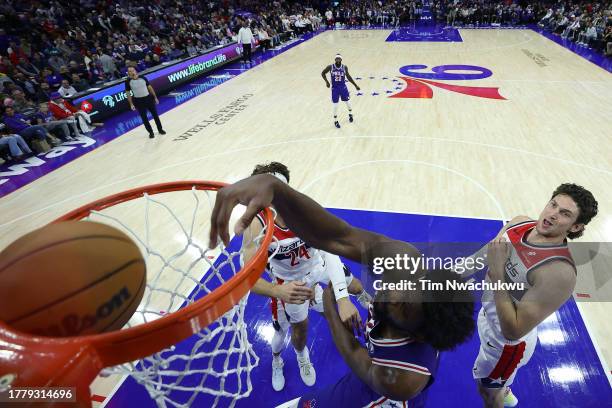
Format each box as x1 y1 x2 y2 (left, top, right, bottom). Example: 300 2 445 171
255 213 323 281
482 220 575 335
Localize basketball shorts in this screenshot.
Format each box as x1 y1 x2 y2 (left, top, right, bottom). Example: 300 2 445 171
331 86 350 103
472 308 537 388
271 252 354 326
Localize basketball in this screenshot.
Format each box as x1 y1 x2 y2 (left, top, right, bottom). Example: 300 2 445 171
0 221 146 337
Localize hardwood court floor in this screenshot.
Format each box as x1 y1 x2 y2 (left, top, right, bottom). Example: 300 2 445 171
0 29 610 403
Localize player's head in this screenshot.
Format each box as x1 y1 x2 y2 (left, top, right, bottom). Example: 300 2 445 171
536 183 598 240
251 161 290 184
127 66 138 78
418 269 475 350
373 268 475 351
334 54 342 66
369 242 475 351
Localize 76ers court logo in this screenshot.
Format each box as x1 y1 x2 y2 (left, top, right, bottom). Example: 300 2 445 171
357 64 505 100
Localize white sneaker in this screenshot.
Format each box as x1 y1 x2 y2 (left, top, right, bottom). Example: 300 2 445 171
355 290 372 309
272 356 285 391
503 387 518 407
297 354 316 386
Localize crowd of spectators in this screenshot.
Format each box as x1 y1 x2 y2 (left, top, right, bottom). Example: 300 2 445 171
323 0 610 54
441 1 537 26
536 1 611 53
0 0 322 163
441 0 610 54
1 0 610 163
321 0 535 28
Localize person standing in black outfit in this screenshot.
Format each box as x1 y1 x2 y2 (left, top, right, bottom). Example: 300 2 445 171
126 66 166 139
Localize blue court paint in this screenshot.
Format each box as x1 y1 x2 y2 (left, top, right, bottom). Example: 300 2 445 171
386 26 463 42
107 210 611 407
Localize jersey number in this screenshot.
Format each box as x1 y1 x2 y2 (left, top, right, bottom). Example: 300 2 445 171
289 246 311 266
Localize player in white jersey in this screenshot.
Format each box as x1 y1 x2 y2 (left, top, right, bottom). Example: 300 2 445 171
460 183 598 407
241 162 372 392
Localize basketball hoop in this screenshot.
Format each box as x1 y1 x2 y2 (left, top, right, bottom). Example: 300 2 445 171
0 181 275 407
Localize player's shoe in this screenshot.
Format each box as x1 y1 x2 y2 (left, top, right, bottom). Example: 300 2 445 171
159 129 166 135
503 387 518 407
297 351 316 386
148 133 155 139
272 356 285 391
349 113 354 123
355 290 372 309
334 120 340 128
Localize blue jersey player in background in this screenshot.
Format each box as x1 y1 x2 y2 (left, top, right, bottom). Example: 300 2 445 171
322 54 360 128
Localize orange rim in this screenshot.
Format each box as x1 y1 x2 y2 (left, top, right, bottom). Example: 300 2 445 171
0 181 274 405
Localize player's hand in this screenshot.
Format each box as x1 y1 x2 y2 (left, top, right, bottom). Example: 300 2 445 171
155 98 159 104
276 281 314 304
209 174 280 248
356 86 361 91
326 82 330 88
337 297 363 336
130 104 136 111
487 237 510 282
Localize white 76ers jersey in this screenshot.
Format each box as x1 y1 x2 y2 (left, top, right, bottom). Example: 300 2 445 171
255 213 324 281
482 220 575 337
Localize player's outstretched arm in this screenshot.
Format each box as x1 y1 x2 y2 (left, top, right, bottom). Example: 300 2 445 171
345 66 360 91
322 287 429 401
321 65 331 87
209 174 392 263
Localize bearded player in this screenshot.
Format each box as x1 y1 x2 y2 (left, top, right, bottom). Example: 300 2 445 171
241 162 372 392
321 54 360 129
211 174 476 407
458 183 598 407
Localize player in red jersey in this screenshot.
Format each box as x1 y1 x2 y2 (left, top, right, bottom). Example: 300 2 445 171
462 184 598 407
241 162 371 392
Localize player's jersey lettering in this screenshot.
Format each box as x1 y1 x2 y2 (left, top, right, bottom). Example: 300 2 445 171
482 220 575 337
501 220 575 301
256 213 323 281
331 64 347 87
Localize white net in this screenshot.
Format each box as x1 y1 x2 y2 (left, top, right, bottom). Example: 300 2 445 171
79 185 274 408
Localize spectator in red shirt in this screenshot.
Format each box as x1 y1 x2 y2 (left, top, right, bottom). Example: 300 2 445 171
152 42 163 56
48 92 103 135
7 41 28 66
36 101 82 140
